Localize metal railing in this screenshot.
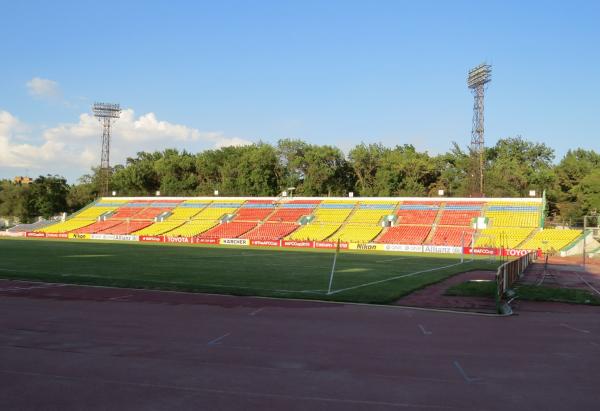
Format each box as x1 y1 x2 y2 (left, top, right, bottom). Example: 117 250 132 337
496 251 537 313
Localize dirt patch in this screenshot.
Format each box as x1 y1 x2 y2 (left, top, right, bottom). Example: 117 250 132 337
395 270 497 313
520 262 600 295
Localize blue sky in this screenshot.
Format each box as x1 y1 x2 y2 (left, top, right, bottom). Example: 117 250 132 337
1 0 599 181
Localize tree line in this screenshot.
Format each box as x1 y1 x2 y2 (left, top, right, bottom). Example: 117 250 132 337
1 137 599 226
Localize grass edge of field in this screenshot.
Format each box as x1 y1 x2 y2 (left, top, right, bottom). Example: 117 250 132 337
445 280 600 306
0 237 500 305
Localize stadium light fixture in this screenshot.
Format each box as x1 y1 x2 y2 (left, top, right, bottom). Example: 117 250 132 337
467 63 492 196
93 102 121 197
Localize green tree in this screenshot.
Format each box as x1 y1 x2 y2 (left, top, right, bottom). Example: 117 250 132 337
348 143 387 196
0 180 32 222
485 137 556 197
27 175 70 219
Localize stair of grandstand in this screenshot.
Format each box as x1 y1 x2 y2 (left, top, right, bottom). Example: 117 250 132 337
101 220 153 235
346 202 397 224
242 222 298 240
197 222 257 239
438 202 483 226
163 220 217 237
286 223 341 241
134 220 186 236
326 201 397 243
190 201 245 221
267 200 320 222
37 201 127 233
73 219 123 234
233 200 275 222
396 202 441 225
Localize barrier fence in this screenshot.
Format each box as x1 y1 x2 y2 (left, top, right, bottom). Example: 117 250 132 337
496 251 537 313
16 232 544 257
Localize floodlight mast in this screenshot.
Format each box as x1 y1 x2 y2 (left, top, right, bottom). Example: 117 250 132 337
92 102 121 196
467 63 492 196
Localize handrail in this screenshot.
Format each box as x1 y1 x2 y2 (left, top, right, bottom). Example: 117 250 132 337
496 251 537 313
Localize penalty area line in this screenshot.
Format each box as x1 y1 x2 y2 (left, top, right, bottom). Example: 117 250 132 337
327 260 472 295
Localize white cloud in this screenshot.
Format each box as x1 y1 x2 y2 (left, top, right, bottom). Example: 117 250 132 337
26 77 62 100
0 109 252 181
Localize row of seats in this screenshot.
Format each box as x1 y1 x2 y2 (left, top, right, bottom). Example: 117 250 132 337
484 202 540 228
429 227 475 246
521 229 582 251
474 228 534 249
39 198 582 250
330 226 383 243
198 222 257 239
242 223 298 241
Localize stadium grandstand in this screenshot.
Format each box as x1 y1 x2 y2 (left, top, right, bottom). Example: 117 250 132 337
30 195 584 253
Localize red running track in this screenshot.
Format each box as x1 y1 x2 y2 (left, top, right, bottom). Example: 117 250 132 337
0 280 599 410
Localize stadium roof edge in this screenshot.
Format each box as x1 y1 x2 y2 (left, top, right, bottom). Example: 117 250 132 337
101 196 543 203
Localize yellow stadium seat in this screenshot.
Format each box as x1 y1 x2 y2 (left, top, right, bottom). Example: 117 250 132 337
520 229 582 251
474 228 534 249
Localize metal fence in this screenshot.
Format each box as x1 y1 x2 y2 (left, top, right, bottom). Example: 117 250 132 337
496 251 537 313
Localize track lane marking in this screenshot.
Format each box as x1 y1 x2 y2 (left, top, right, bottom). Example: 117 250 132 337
249 307 264 316
207 333 231 345
108 295 133 301
418 324 432 335
453 361 481 383
560 323 591 334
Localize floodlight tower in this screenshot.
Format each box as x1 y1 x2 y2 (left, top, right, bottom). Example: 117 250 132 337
92 102 121 196
467 63 492 196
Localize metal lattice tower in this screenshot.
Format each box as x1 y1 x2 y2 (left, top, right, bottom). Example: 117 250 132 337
92 103 121 196
467 63 492 196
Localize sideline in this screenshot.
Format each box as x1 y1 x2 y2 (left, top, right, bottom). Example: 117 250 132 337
328 261 473 295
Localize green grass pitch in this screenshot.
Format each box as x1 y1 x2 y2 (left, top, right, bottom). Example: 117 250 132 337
0 238 500 304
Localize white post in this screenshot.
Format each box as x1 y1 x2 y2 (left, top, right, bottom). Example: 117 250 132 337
327 239 341 295
583 216 587 270
461 230 465 263
327 253 338 295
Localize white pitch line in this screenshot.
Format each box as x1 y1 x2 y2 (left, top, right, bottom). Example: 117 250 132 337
575 273 600 296
0 284 67 292
560 323 591 334
376 257 408 263
108 295 133 301
328 261 470 295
